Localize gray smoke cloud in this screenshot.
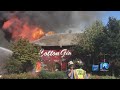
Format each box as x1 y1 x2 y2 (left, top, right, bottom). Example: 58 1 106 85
0 11 106 33
0 11 108 49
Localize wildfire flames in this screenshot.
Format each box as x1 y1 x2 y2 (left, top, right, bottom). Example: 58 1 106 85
2 16 55 42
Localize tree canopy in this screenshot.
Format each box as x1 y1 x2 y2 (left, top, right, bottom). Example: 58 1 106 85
5 38 40 74
74 17 120 76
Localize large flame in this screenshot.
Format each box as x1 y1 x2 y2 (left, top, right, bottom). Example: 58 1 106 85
2 16 55 42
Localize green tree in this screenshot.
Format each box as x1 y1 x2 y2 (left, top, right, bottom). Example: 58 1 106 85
104 17 120 58
73 17 120 76
103 17 120 76
74 20 104 63
5 38 40 74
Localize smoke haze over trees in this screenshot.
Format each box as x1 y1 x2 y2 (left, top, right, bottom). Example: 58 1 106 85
0 11 106 48
0 11 106 33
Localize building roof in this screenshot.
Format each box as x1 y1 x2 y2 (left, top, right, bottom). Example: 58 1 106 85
32 33 81 46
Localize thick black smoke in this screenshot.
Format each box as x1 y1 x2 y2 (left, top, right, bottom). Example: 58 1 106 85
0 11 106 33
0 11 107 47
0 29 11 49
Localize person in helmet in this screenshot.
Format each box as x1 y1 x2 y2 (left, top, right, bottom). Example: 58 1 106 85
74 60 86 79
67 61 74 79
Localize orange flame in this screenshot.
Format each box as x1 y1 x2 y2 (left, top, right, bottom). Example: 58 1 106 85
2 16 55 42
46 31 55 35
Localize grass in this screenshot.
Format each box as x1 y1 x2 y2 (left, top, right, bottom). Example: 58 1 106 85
89 75 119 79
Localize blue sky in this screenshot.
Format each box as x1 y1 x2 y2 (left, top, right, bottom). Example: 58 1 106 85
102 11 120 25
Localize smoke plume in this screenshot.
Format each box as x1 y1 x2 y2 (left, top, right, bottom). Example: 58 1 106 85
0 11 107 47
0 11 106 33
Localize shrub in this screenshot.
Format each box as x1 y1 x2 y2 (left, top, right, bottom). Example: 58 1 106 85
89 75 100 79
89 75 117 79
39 70 67 79
1 72 40 79
1 70 67 79
5 38 40 74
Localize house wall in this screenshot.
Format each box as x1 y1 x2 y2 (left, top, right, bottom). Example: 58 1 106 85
39 46 74 71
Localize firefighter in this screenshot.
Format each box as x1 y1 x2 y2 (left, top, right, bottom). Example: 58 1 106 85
67 61 74 79
74 61 86 79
